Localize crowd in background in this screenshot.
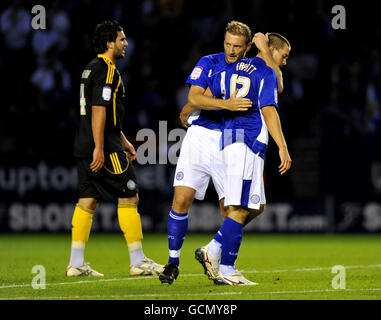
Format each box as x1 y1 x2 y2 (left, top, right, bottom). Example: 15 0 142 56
0 0 380 198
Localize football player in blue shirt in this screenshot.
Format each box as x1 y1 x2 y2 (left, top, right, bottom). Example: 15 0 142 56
204 36 292 285
159 21 285 284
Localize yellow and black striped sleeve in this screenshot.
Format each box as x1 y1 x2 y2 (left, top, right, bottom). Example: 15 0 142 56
91 55 116 107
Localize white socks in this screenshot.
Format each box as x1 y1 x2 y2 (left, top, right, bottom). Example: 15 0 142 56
128 241 145 267
220 264 236 277
69 247 85 268
208 239 236 277
207 239 221 260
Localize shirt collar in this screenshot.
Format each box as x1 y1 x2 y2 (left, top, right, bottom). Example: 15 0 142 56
97 54 114 65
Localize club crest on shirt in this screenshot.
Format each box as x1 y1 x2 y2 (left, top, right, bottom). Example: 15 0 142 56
176 171 184 181
250 194 260 204
127 179 136 190
102 86 112 101
190 66 203 80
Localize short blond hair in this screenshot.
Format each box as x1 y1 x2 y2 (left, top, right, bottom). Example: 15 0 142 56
268 32 291 50
225 21 252 44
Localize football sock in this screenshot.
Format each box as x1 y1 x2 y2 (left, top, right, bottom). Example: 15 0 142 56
69 244 85 269
167 209 188 266
128 242 145 267
220 264 236 277
69 205 94 268
117 203 145 267
207 232 222 260
219 217 243 276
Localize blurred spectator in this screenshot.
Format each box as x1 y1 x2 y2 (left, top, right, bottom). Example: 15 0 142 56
30 49 71 94
0 1 34 108
49 0 71 52
31 20 60 58
175 84 189 113
137 78 166 131
0 1 30 52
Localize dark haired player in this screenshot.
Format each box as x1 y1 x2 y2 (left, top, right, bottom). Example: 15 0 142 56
66 21 163 277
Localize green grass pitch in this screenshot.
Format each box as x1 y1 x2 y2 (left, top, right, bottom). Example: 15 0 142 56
0 233 380 300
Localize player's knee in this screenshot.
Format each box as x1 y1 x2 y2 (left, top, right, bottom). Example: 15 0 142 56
78 198 98 211
221 206 229 220
227 205 250 224
243 204 266 227
172 193 193 213
253 204 266 216
118 194 139 205
172 186 195 213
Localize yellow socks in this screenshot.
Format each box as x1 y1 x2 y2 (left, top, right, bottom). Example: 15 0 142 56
72 205 94 242
69 203 145 268
118 203 145 266
69 205 94 268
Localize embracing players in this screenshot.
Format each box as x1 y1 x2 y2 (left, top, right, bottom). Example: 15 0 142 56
159 21 290 284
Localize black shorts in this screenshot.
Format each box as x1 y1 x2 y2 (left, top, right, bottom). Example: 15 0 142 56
77 151 138 201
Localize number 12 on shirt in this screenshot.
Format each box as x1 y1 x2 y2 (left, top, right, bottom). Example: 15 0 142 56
230 74 250 98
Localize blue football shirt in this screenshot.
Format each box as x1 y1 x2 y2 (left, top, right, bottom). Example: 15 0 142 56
209 56 279 159
186 52 229 130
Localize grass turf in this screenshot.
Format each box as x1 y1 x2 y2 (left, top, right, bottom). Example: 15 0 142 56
0 233 380 300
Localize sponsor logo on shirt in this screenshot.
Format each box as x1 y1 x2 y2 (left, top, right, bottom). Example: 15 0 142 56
190 66 203 80
102 86 112 101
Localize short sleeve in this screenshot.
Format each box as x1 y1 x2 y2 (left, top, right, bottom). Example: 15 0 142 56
91 66 112 107
186 56 211 89
208 71 223 98
258 68 279 109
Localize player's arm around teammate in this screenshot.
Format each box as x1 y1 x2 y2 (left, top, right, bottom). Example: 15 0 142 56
179 87 250 127
188 85 252 111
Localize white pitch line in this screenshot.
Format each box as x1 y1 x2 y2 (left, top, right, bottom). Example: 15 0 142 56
249 287 381 295
0 264 380 290
4 288 381 300
3 291 243 300
0 275 157 289
242 264 381 274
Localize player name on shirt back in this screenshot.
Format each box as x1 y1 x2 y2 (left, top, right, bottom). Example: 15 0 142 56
235 62 256 75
